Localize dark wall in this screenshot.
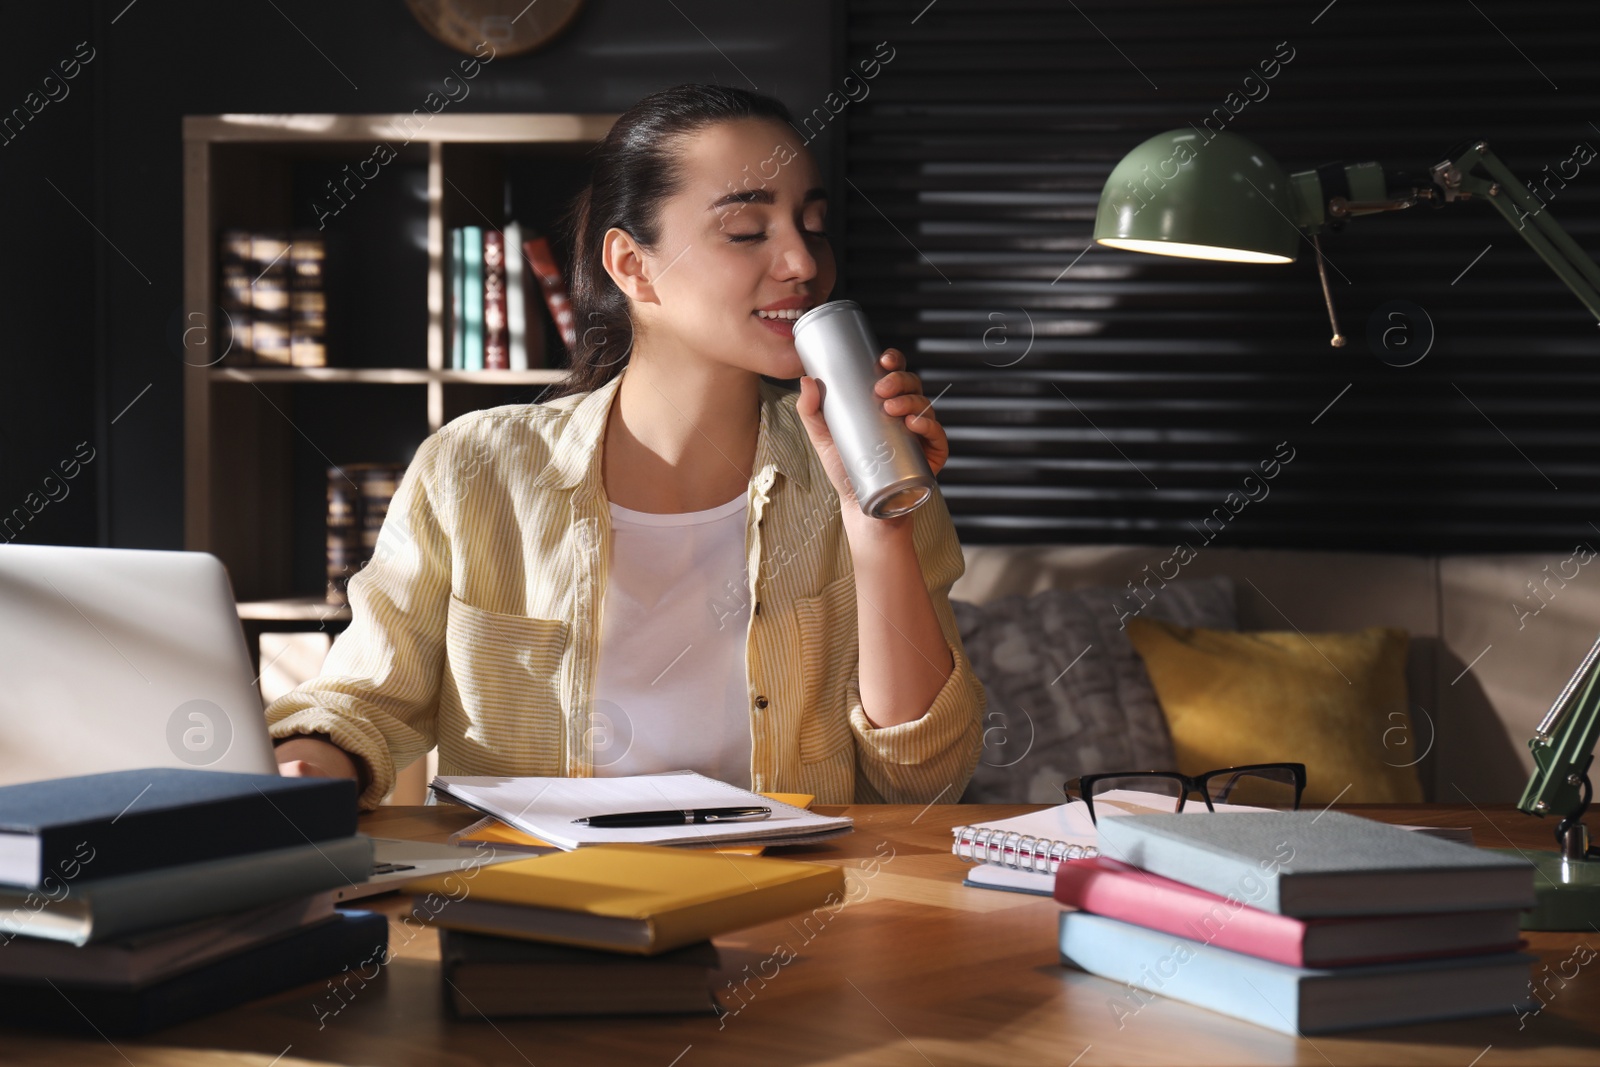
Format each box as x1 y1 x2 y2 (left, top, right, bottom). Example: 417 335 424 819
0 7 100 547
1 0 835 550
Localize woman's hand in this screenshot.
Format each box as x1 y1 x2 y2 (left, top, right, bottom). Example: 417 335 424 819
796 347 949 518
275 735 361 784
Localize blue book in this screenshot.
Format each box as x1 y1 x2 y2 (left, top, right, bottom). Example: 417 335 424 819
462 225 484 370
1060 911 1536 1036
0 909 388 1036
451 226 466 370
0 768 357 889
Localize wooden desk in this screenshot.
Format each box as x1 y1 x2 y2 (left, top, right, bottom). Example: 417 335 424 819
8 804 1599 1066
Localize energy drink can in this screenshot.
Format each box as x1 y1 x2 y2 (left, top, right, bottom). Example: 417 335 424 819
792 300 939 519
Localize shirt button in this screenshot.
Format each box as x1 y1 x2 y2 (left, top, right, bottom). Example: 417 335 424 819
754 696 769 709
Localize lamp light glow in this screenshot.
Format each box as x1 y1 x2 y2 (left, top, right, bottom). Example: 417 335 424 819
1095 238 1293 264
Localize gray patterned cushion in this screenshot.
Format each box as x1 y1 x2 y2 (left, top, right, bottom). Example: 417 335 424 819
953 575 1237 803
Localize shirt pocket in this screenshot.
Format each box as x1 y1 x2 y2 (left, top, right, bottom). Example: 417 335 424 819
445 594 569 724
793 572 858 764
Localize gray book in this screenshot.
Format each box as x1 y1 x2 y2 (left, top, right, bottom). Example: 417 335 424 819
1094 811 1535 917
0 835 373 945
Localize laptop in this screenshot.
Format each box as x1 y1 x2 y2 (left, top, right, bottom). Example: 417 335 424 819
0 544 532 898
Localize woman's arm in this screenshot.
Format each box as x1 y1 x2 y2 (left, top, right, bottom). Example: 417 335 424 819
842 514 953 728
796 349 986 802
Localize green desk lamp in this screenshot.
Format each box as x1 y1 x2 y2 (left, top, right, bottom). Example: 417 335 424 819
1093 128 1600 929
1092 129 1600 346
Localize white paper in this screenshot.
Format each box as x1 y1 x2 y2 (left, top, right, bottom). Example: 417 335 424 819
431 770 854 850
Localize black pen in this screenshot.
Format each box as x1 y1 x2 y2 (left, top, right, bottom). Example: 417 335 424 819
572 806 772 828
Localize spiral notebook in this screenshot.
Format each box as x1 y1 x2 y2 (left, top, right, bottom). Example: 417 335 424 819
951 789 1274 876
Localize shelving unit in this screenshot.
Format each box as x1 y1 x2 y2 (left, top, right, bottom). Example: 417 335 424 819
182 113 617 620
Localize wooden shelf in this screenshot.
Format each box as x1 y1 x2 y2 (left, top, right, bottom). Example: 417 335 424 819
211 367 567 385
184 112 613 609
236 596 351 622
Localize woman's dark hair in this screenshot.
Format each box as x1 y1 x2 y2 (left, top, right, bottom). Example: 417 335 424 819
537 83 797 402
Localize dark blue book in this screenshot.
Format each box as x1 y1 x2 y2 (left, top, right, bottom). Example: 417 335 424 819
0 908 388 1036
0 768 357 889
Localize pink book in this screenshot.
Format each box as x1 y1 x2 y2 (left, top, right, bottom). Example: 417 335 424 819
1053 856 1524 968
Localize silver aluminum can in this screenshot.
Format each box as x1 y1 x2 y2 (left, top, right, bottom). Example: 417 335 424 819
792 300 939 519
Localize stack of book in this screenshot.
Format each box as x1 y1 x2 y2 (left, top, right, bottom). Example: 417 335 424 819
217 228 327 367
325 460 408 604
1053 810 1539 1035
406 842 847 1019
448 222 576 370
0 768 385 1035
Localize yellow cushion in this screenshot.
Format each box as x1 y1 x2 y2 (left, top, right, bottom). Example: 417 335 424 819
1124 618 1424 805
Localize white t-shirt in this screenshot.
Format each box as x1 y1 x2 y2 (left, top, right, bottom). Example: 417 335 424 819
590 490 754 789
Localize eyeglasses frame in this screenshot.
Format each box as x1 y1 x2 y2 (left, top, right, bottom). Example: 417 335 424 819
1062 761 1308 824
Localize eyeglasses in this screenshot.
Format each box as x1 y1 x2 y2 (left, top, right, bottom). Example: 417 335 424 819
1062 762 1306 824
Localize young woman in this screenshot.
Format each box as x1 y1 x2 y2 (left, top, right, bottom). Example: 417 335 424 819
269 84 986 810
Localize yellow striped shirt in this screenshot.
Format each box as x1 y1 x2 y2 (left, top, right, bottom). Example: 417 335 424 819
265 364 986 810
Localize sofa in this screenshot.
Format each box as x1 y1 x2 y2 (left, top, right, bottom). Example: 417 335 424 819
950 543 1600 806
336 543 1591 807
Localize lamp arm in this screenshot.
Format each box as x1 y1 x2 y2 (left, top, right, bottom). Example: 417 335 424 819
1291 142 1600 324
1286 143 1600 323
1519 627 1600 848
1441 142 1600 322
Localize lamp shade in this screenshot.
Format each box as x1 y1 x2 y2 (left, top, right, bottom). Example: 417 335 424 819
1093 129 1300 264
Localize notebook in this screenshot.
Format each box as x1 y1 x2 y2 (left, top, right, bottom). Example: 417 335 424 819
952 789 1275 877
430 771 853 850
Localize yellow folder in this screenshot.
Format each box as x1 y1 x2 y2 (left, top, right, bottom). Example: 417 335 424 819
405 842 846 955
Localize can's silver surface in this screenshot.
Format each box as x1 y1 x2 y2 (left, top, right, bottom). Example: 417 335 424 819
792 300 938 519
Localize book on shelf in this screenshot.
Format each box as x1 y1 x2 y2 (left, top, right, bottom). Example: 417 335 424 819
448 222 551 371
214 228 328 367
523 233 577 355
326 465 362 605
325 461 407 605
451 226 467 370
462 224 484 370
483 229 510 370
440 928 722 1018
503 220 546 371
249 231 292 365
289 230 327 367
216 229 254 366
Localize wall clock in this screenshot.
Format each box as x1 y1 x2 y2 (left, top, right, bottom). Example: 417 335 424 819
406 0 586 58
